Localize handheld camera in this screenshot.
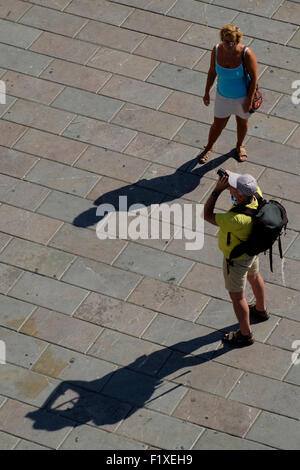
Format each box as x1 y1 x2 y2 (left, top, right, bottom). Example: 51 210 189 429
217 168 228 178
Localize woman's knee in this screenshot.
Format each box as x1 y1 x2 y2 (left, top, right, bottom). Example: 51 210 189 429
213 117 229 130
236 116 248 127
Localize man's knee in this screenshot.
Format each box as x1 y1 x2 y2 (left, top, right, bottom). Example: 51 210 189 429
229 290 245 302
247 271 262 283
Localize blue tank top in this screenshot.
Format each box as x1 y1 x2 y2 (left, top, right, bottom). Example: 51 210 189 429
216 44 250 99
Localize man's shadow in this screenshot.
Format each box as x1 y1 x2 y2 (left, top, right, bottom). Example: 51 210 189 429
27 152 239 431
73 153 233 229
26 325 242 431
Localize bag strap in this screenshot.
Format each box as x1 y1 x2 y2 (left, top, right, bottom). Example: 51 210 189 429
269 245 273 273
241 46 248 84
230 192 264 216
278 234 283 259
230 205 257 217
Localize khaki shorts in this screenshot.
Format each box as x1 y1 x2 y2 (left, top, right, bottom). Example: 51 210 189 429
223 255 259 293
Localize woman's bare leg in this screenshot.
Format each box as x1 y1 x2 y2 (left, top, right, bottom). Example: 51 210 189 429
198 116 230 162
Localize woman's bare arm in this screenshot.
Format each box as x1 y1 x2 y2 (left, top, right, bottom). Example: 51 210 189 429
244 48 258 100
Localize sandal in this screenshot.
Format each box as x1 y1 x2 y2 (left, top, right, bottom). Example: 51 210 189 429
235 145 247 162
197 146 213 164
249 304 270 322
222 329 254 347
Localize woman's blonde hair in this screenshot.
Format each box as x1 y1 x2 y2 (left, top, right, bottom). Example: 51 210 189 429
220 24 243 43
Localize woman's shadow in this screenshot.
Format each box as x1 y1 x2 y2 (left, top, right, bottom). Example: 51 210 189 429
26 326 240 431
73 153 232 229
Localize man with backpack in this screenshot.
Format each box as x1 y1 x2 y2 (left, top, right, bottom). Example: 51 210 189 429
204 171 271 347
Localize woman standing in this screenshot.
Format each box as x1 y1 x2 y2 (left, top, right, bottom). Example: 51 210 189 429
198 24 258 163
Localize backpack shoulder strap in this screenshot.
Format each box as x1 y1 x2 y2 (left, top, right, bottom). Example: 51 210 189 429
254 192 264 205
230 205 257 217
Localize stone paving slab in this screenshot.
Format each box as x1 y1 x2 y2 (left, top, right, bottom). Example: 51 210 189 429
0 174 50 211
173 388 260 438
117 406 203 450
251 39 300 73
215 341 292 380
0 326 47 369
66 0 134 25
0 19 42 49
23 0 72 10
229 372 300 419
168 0 238 29
8 271 89 315
128 277 209 322
0 262 22 294
259 66 300 95
62 257 142 300
0 362 60 407
212 0 282 17
0 147 38 179
134 36 205 69
273 1 300 24
78 20 146 52
52 87 124 122
87 47 159 81
49 223 127 265
147 63 207 97
0 0 32 21
286 233 300 259
0 399 75 448
0 0 300 451
288 28 300 48
0 294 36 331
193 428 272 450
32 344 117 393
75 145 150 183
29 31 99 64
100 75 172 110
14 128 88 165
25 158 100 197
3 70 64 105
4 99 75 134
88 329 171 375
159 351 242 398
60 424 147 450
41 59 111 93
19 5 88 37
234 12 297 44
108 0 177 14
74 291 156 335
0 43 52 76
246 411 300 450
113 242 194 284
0 237 75 278
0 430 19 450
0 204 63 244
21 306 103 354
63 116 137 152
284 363 300 387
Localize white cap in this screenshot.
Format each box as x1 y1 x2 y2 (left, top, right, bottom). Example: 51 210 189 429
228 172 258 196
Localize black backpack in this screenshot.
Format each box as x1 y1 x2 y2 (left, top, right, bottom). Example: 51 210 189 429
227 193 288 272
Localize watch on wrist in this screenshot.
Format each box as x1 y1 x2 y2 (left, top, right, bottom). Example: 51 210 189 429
211 191 220 198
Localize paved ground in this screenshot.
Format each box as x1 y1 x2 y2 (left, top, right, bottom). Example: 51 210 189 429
0 0 299 451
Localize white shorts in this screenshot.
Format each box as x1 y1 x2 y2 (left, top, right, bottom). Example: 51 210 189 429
214 91 251 120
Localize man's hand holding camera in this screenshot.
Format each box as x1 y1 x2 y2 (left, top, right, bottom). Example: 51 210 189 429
204 169 230 225
214 170 230 195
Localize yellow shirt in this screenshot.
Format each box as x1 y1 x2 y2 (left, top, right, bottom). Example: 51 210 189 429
215 189 262 259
